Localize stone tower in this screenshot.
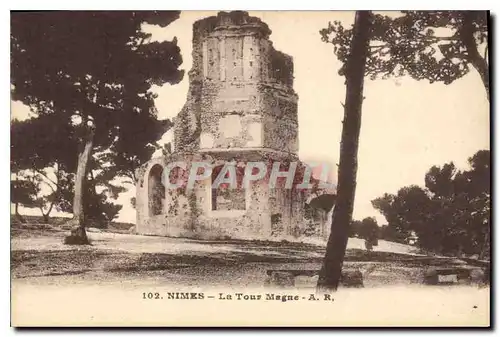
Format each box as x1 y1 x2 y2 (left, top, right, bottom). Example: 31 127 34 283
135 12 331 240
173 11 299 157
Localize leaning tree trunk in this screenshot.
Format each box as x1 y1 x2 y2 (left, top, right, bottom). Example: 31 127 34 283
42 203 53 224
317 11 372 292
65 123 95 245
15 202 25 223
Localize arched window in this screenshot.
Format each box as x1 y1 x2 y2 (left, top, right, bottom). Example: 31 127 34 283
148 164 165 216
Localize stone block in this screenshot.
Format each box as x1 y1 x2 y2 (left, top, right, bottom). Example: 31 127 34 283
423 267 468 285
340 269 364 288
268 271 295 288
469 268 488 285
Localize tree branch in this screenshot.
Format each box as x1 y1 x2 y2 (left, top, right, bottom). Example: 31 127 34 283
418 34 458 42
459 12 489 100
35 169 58 191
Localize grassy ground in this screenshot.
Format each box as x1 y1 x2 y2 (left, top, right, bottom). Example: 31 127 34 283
11 223 483 289
11 224 490 327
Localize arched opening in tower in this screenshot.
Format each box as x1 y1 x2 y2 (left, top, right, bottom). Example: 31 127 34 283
148 164 165 216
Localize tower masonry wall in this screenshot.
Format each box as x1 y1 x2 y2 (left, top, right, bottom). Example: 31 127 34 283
136 11 331 241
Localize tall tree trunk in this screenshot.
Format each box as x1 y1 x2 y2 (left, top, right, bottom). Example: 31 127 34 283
65 123 95 245
460 11 489 101
317 11 372 292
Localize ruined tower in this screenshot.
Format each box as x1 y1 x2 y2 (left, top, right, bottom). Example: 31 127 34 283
135 12 330 240
173 10 299 156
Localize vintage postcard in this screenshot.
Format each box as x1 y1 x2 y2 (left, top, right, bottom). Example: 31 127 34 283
10 10 490 327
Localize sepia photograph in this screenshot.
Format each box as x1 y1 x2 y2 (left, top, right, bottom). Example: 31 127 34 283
10 9 491 327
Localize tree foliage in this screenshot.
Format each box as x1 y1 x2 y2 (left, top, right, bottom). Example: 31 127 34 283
349 219 363 237
360 217 379 250
321 11 489 99
11 116 75 222
11 11 183 172
11 11 184 234
349 217 379 250
11 177 39 209
372 150 490 258
11 117 125 225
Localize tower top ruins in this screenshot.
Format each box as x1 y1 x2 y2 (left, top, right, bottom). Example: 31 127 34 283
174 11 299 156
193 11 272 38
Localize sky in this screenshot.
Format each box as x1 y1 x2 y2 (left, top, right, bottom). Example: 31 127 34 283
11 11 490 224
